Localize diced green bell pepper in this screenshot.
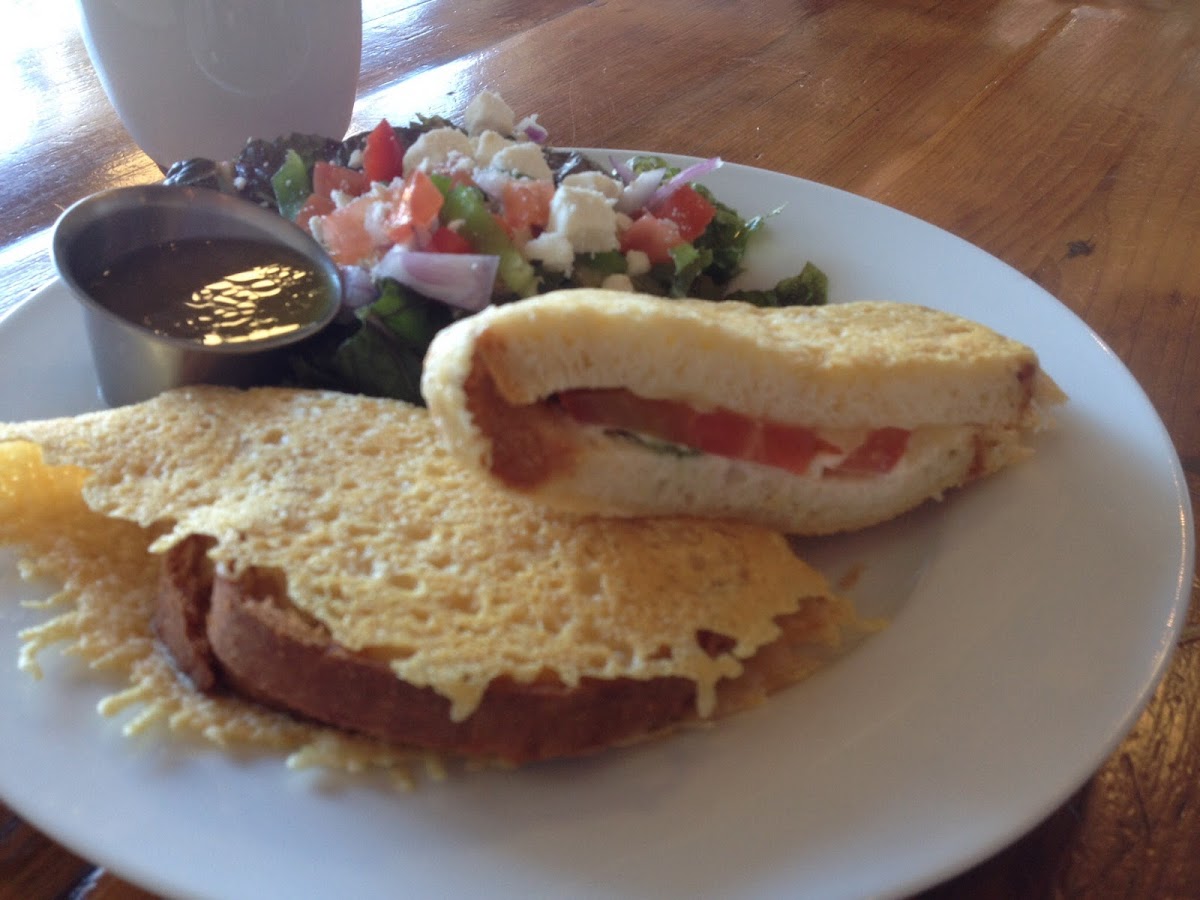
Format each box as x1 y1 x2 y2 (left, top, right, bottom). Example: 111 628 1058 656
271 149 311 221
442 184 539 297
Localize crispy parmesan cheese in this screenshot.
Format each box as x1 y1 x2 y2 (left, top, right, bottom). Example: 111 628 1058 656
0 440 155 677
0 388 851 727
0 440 427 784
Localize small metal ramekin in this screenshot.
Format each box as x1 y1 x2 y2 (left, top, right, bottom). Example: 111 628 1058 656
52 184 341 406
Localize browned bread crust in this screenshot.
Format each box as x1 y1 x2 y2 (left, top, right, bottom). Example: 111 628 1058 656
152 534 218 693
155 536 846 765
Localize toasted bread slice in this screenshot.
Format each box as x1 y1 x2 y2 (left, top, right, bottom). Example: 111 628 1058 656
2 387 862 763
155 537 852 763
421 290 1065 534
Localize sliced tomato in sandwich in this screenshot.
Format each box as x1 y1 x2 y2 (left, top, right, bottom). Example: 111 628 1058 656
756 422 842 475
558 389 696 446
690 408 757 457
558 389 849 475
557 389 914 477
827 427 910 476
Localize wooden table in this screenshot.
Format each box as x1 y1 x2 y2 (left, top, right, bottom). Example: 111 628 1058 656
1 0 1197 897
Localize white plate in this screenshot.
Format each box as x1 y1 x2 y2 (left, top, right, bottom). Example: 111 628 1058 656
0 153 1192 900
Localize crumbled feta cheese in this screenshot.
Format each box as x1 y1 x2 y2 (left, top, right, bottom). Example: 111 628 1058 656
471 130 514 168
402 127 474 173
523 232 575 274
562 172 623 201
464 90 516 137
471 167 512 201
361 198 393 245
601 273 635 292
547 186 620 253
625 249 651 276
490 142 554 181
444 153 477 180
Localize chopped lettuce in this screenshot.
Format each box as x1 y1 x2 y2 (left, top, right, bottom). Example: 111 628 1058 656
605 429 702 458
617 162 789 297
668 243 714 297
628 154 677 177
694 190 769 286
287 280 457 404
725 262 829 308
577 250 628 277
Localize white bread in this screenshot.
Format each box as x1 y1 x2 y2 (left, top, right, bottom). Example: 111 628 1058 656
421 290 1065 534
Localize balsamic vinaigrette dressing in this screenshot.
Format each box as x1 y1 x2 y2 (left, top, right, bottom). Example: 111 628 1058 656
86 237 332 345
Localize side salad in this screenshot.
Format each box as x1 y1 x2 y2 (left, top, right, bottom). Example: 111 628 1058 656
164 91 828 404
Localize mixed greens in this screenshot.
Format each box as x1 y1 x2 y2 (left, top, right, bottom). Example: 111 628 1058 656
164 92 827 405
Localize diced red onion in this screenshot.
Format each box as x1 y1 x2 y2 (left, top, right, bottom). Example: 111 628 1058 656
616 168 667 214
371 247 499 311
610 155 635 184
648 156 723 208
517 115 548 144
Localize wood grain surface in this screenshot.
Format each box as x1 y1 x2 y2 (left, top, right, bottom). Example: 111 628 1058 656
1 0 1197 897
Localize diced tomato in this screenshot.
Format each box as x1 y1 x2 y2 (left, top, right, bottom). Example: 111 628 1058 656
362 119 406 184
386 221 416 247
501 180 554 232
756 422 842 475
429 226 473 254
312 161 369 199
650 184 716 242
316 169 446 265
382 169 446 244
317 182 404 265
391 169 444 236
294 192 336 233
619 214 684 265
828 427 910 476
319 206 375 266
297 162 369 235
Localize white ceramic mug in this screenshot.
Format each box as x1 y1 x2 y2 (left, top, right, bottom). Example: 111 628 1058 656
77 0 363 168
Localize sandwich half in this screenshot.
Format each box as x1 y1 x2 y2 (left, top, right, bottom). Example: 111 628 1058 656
0 387 863 767
421 289 1066 535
